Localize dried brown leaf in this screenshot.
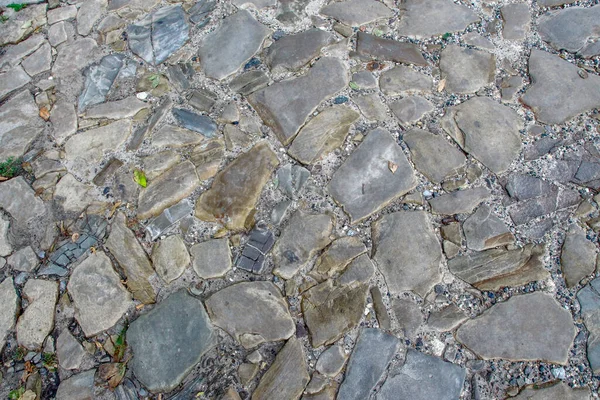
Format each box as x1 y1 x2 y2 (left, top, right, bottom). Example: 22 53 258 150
388 161 398 174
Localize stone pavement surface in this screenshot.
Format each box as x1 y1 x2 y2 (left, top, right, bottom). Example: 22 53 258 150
0 0 599 399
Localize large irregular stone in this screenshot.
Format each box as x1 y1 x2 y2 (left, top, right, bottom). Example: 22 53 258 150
0 177 45 228
198 10 270 80
105 213 156 304
84 97 149 120
456 292 576 364
372 211 442 297
248 57 348 145
55 369 95 400
329 128 417 223
397 0 479 38
311 236 367 281
577 277 600 373
127 5 189 65
0 4 47 46
16 279 58 349
205 281 295 348
77 0 107 36
337 328 400 400
0 278 18 352
50 99 78 145
190 238 232 279
521 50 600 125
138 161 200 220
272 210 333 279
151 235 190 283
265 28 335 72
56 331 86 370
68 252 133 336
440 45 496 94
53 174 95 214
195 142 279 230
403 129 466 183
463 205 514 251
377 349 466 400
389 96 433 124
316 344 347 377
538 5 600 58
53 38 99 78
379 66 433 96
79 54 126 111
501 3 530 41
152 124 204 148
0 66 30 101
319 0 393 26
561 224 597 287
513 382 590 400
441 97 522 174
253 338 309 400
128 290 215 393
428 187 491 215
0 90 43 159
356 32 427 66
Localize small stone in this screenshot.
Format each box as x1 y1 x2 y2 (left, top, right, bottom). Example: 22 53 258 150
501 4 530 41
356 32 427 66
351 71 377 89
190 238 232 279
17 279 58 349
152 235 190 283
172 108 217 138
50 99 78 145
265 28 335 72
512 382 590 400
220 102 239 123
21 42 51 77
79 54 126 111
232 0 276 8
561 224 597 287
462 32 495 51
152 124 204 148
56 331 86 370
440 45 495 94
380 66 433 95
237 224 275 274
392 298 422 337
320 0 392 26
7 246 38 272
441 223 462 245
224 125 252 150
238 362 259 386
0 216 11 257
397 0 479 38
53 174 95 214
85 97 149 120
55 369 95 400
77 0 107 36
0 34 45 70
316 344 347 378
0 278 18 352
428 187 491 215
145 200 193 241
53 38 99 78
276 164 310 199
190 138 226 181
0 66 30 102
229 70 270 95
306 374 328 394
427 304 468 331
390 96 434 124
47 5 77 25
463 205 514 251
221 387 242 400
352 93 389 122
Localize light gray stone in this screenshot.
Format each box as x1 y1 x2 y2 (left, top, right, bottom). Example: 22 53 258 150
52 38 99 78
316 344 347 378
356 32 427 66
276 164 310 198
426 304 468 331
380 66 433 95
0 4 47 46
84 97 149 120
351 71 377 89
428 187 491 215
21 42 51 76
0 217 11 257
17 279 58 349
152 235 190 283
0 90 43 160
352 93 389 122
392 298 423 337
190 238 231 279
47 5 77 24
329 128 417 223
55 369 95 400
0 66 30 102
456 292 576 364
266 28 335 72
397 0 479 38
56 330 86 370
232 0 276 8
372 211 442 297
390 96 434 124
538 5 600 57
463 205 514 251
462 32 495 51
501 3 530 41
142 151 180 181
0 177 45 227
152 124 204 148
48 21 68 47
0 278 18 352
320 0 392 26
51 99 78 145
53 174 95 214
561 224 597 287
0 34 45 70
440 45 496 94
512 382 590 400
7 246 38 272
77 0 107 36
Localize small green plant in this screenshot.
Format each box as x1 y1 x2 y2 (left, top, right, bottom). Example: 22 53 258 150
6 4 27 11
0 14 9 23
12 346 26 361
8 387 25 400
113 326 127 362
442 32 452 40
0 157 23 179
148 74 161 88
42 352 57 370
133 169 147 188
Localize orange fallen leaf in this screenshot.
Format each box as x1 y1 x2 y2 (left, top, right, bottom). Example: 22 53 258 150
39 107 50 121
97 363 126 389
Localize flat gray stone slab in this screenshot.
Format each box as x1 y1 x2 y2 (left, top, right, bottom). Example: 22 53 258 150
356 32 427 66
428 187 491 215
561 224 597 288
379 65 433 96
538 5 600 57
312 236 366 281
52 38 99 78
377 349 466 400
56 330 86 370
152 235 190 283
84 96 149 120
463 205 514 251
521 50 600 125
329 128 417 223
191 238 232 279
442 97 522 174
152 124 204 148
577 278 600 373
319 0 393 26
501 3 530 41
397 0 479 38
77 0 107 36
248 57 348 145
372 211 442 297
265 28 335 72
390 96 433 124
0 4 47 46
316 344 347 378
79 54 126 111
456 292 576 364
0 90 43 160
54 369 95 400
128 290 215 393
198 10 270 80
172 108 217 138
17 279 58 349
0 278 18 352
0 66 30 102
440 45 495 94
0 177 45 226
512 382 591 400
352 93 389 122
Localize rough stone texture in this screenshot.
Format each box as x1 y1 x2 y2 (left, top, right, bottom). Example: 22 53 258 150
79 54 125 111
151 235 190 283
272 210 333 279
50 99 78 145
577 277 600 373
316 344 347 378
205 281 295 348
128 290 215 393
377 349 466 400
0 90 43 160
397 0 479 38
229 70 270 95
456 292 576 364
7 246 38 272
47 5 77 24
248 57 348 145
538 5 600 58
190 238 232 279
512 382 591 400
288 106 359 165
54 369 95 400
440 45 496 94
105 213 156 304
329 128 417 223
352 93 389 122
0 4 47 46
521 50 600 125
172 108 217 138
337 328 400 400
561 224 597 287
311 236 367 281
0 177 45 227
392 298 423 337
68 252 133 337
0 278 18 352
21 42 51 76
501 3 530 41
152 124 204 148
379 66 433 96
0 66 30 102
195 142 279 230
52 38 99 78
372 211 442 297
56 330 86 370
389 96 434 124
265 28 334 72
237 224 275 274
441 97 522 174
0 217 11 257
252 338 309 400
198 10 270 80
85 97 149 120
53 174 95 214
463 205 514 251
16 279 58 349
356 32 427 66
426 304 468 332
428 187 491 215
319 0 393 26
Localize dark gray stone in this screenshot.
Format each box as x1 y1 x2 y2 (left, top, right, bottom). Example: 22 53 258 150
265 28 335 72
188 88 217 112
463 205 514 251
229 70 270 95
78 54 125 111
428 187 491 215
319 0 392 26
52 38 99 78
172 108 217 138
379 66 433 96
506 174 556 201
356 32 427 66
538 5 600 57
237 224 275 274
512 383 591 400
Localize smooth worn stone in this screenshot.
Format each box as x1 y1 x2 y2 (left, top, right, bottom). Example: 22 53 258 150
403 129 466 183
265 28 335 72
463 205 514 251
7 246 38 272
188 88 217 112
501 3 530 41
53 38 99 78
0 34 45 71
329 128 417 223
377 349 466 400
190 138 226 181
17 279 58 349
276 164 310 198
305 374 328 394
427 304 468 332
53 174 94 214
512 382 591 400
248 57 348 145
229 70 270 95
448 244 548 291
356 32 427 66
152 124 204 148
47 5 77 24
0 66 30 102
199 10 270 80
316 344 347 378
142 151 181 181
195 142 279 230
538 5 600 57
0 177 45 227
21 42 51 77
68 252 133 336
138 161 200 221
506 174 555 200
561 224 597 287
152 235 190 283
397 0 479 38
105 213 156 304
312 236 366 281
205 281 295 348
337 328 400 400
440 45 495 94
380 66 433 96
428 187 491 215
54 369 95 400
371 286 391 329
441 222 462 245
0 4 47 46
191 238 232 279
521 50 600 125
84 97 149 120
224 125 252 150
372 211 442 297
79 54 126 111
456 292 576 364
352 93 389 122
56 330 86 370
128 290 215 393
576 277 600 373
239 362 259 386
462 32 495 50
0 217 11 257
389 96 434 124
222 387 243 400
337 253 376 286
172 108 217 138
351 71 377 89
320 0 392 26
237 224 276 274
441 97 522 174
289 105 359 165
145 200 193 241
77 0 107 36
127 5 189 65
0 278 18 352
392 298 423 337
272 210 333 279
48 21 68 47
253 338 309 400
0 90 43 160
50 99 78 145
